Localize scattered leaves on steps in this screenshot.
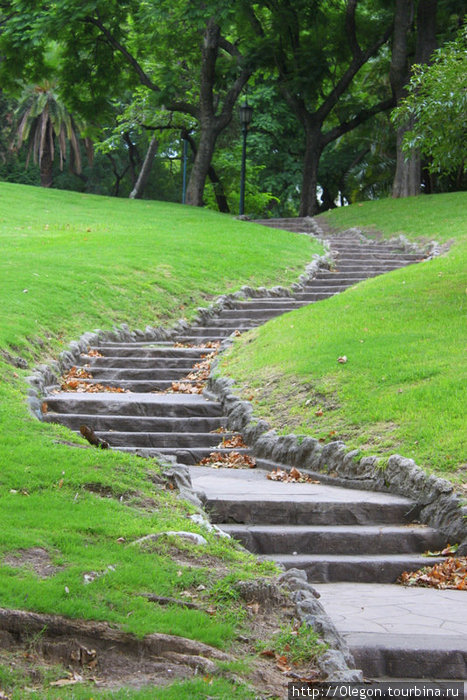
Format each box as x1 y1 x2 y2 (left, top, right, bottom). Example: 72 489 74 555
217 435 248 449
165 347 219 394
81 348 103 358
267 467 320 484
398 556 467 589
198 451 256 469
423 543 458 557
60 367 127 393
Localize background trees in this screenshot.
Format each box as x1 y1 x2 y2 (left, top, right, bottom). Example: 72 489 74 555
0 0 465 214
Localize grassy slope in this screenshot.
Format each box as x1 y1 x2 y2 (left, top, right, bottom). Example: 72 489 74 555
0 182 321 693
220 193 467 479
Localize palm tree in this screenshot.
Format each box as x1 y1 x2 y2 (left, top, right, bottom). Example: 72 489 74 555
14 81 93 187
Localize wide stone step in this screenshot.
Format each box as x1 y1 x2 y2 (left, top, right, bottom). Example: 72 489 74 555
315 583 467 679
262 553 446 583
293 292 341 302
220 523 445 555
93 430 236 448
333 263 408 272
43 393 224 418
55 378 200 392
310 274 370 283
227 299 304 309
332 251 421 261
77 367 197 381
219 308 302 320
202 317 260 328
86 356 206 369
88 346 213 358
207 498 416 526
176 327 246 339
44 413 227 433
114 446 252 465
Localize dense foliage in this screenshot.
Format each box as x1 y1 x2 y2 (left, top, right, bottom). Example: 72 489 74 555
0 1 465 214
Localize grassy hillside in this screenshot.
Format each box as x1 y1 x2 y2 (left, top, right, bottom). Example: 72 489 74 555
220 193 467 481
0 183 321 698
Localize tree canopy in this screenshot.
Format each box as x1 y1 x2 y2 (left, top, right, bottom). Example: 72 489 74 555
0 1 465 213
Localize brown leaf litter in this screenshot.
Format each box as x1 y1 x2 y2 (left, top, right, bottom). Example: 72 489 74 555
398 556 467 590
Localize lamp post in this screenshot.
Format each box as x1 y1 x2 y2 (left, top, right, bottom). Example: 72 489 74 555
239 102 253 216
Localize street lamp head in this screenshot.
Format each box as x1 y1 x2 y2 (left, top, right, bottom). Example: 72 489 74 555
239 102 253 126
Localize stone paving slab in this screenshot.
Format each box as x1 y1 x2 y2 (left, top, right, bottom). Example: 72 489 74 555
314 583 467 637
188 465 413 505
314 583 467 679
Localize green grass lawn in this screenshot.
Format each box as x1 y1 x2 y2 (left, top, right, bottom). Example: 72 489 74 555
0 182 321 697
219 193 467 481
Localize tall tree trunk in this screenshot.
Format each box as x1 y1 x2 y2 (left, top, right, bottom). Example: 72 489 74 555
182 130 229 212
40 139 53 188
299 127 323 216
391 0 437 198
185 123 218 206
390 0 418 198
129 136 158 199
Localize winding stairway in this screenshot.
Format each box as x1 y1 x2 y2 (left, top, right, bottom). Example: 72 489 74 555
42 222 467 683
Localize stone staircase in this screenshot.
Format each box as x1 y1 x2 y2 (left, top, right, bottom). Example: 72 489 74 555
41 223 467 682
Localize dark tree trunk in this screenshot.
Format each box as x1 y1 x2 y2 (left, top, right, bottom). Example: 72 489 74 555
185 123 218 206
40 139 53 188
182 130 229 212
129 136 159 199
299 127 323 216
185 19 219 207
391 0 437 198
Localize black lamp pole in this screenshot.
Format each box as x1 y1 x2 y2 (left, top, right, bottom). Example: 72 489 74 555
239 102 253 216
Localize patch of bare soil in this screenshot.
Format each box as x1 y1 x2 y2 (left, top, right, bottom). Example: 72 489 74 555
2 548 62 579
0 577 324 698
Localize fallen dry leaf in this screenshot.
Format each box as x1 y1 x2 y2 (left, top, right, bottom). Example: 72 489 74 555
217 434 248 449
398 556 467 589
267 467 320 484
423 543 458 557
198 451 256 469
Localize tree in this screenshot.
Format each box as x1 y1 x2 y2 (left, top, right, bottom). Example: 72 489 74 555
243 0 395 215
392 23 467 182
14 81 92 187
0 0 256 206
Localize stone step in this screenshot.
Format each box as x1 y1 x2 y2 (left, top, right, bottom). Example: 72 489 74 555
93 430 236 449
220 523 445 555
75 367 198 381
293 292 341 302
54 378 200 392
262 553 446 584
43 413 226 433
332 251 421 261
176 327 247 339
86 356 206 369
219 308 302 320
332 263 408 272
223 301 306 311
114 446 252 465
194 466 417 526
309 274 370 283
314 583 467 679
43 393 224 417
202 317 260 328
88 346 214 358
206 497 416 526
